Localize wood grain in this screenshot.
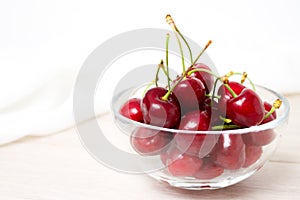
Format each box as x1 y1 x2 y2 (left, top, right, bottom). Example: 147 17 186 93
0 94 299 200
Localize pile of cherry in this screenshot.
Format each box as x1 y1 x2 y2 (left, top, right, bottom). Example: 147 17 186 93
119 15 281 179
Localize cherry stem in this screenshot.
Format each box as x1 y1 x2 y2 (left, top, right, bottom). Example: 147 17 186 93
212 124 240 131
166 33 171 90
191 40 212 66
263 107 276 120
174 32 186 73
161 68 188 101
166 15 191 72
205 93 220 98
161 64 172 81
224 84 238 98
219 116 232 123
177 30 193 65
142 80 155 97
263 99 282 120
187 68 219 78
155 62 161 87
226 71 256 91
161 40 212 101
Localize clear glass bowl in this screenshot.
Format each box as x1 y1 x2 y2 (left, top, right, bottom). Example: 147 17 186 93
111 84 290 190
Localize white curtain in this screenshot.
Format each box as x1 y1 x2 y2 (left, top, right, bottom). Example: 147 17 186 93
1 0 299 145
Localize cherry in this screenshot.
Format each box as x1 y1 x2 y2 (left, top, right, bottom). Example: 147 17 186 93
226 88 265 127
242 116 276 147
175 110 218 157
162 147 203 177
211 134 245 170
217 81 246 116
130 127 173 155
243 145 262 168
194 158 224 179
119 98 143 122
141 87 181 128
172 77 206 114
242 100 279 146
242 122 276 146
187 63 214 93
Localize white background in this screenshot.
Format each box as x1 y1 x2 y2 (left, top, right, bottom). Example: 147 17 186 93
0 0 299 143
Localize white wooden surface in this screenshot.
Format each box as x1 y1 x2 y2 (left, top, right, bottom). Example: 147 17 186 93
0 94 299 200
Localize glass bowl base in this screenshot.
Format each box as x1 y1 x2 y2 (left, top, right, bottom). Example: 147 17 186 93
149 169 258 190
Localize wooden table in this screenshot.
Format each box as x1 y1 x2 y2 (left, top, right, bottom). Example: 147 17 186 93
0 94 299 200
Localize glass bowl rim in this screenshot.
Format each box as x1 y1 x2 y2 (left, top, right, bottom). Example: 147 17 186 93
111 84 290 135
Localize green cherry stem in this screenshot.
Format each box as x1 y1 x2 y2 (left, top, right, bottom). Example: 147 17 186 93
221 75 238 98
224 83 238 98
161 63 173 85
191 40 212 66
161 40 212 101
142 80 155 97
187 68 219 78
219 116 232 123
212 124 240 131
165 33 171 90
161 68 188 101
166 15 193 64
166 15 186 73
226 71 256 91
175 32 186 73
155 61 162 87
177 31 193 64
205 93 220 98
263 99 282 120
161 76 181 101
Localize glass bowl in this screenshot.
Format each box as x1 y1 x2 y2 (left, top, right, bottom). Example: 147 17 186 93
111 84 290 190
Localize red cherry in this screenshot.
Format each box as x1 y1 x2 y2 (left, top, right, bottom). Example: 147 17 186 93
261 101 277 124
130 127 172 155
242 103 276 146
162 147 203 177
226 88 265 127
173 77 206 114
141 87 180 128
175 110 218 157
212 134 245 170
217 81 246 116
194 158 224 179
187 63 214 93
243 145 262 168
119 98 143 122
242 128 276 147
